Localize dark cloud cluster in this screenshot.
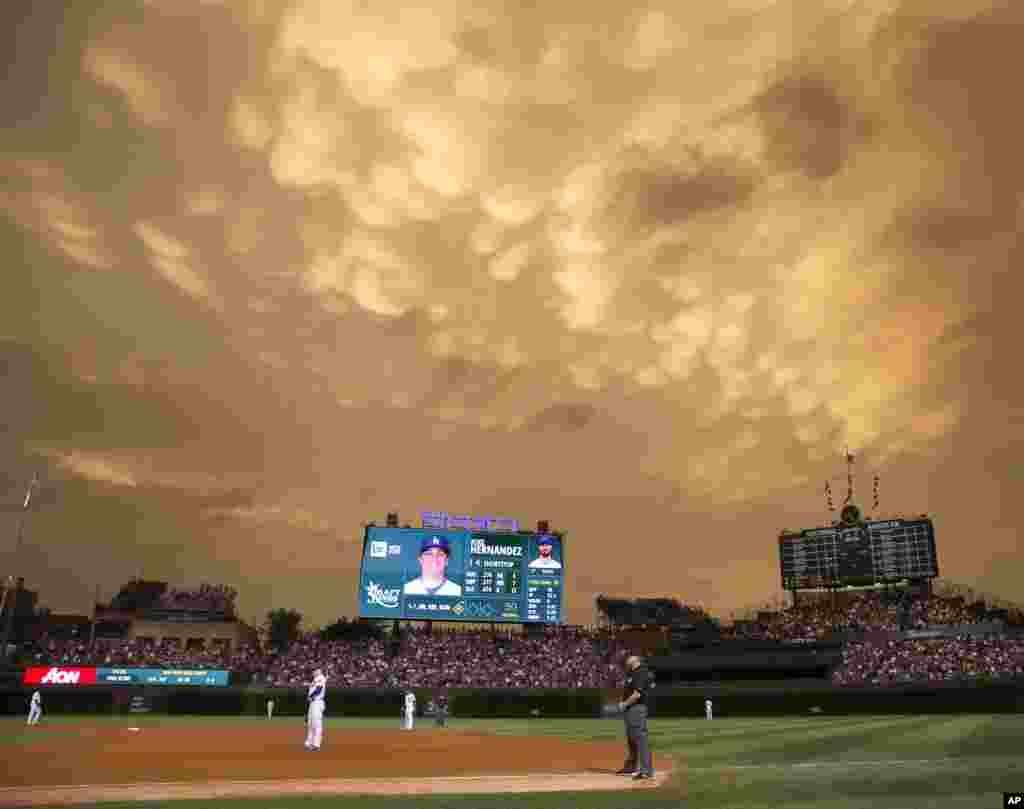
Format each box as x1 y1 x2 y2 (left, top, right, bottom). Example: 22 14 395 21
755 75 874 179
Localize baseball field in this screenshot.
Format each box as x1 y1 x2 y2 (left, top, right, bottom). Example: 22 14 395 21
1 713 1020 808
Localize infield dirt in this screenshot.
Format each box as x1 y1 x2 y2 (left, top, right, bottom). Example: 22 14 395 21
1 722 666 806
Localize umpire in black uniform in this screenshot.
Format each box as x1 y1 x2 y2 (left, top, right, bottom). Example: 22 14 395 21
617 655 654 780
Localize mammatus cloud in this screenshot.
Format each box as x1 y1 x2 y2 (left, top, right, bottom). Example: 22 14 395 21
1 0 1022 623
237 0 993 458
47 451 138 488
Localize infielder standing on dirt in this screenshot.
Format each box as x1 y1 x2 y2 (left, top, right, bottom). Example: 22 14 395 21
304 668 327 751
403 690 416 730
27 690 41 726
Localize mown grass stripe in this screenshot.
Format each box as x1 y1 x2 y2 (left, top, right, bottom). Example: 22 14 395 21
664 716 927 762
5 714 1024 809
654 714 915 745
711 715 946 763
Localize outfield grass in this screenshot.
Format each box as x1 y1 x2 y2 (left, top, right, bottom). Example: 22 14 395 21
3 714 1020 808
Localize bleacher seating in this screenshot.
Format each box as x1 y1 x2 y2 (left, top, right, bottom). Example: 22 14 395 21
15 588 1024 688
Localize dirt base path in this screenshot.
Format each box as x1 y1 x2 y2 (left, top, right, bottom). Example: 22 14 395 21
2 723 669 806
0 772 669 807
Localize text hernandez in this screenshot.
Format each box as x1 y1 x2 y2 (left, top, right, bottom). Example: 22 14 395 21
470 539 523 556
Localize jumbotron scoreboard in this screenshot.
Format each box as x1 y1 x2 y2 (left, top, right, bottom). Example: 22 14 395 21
358 526 565 624
778 507 938 589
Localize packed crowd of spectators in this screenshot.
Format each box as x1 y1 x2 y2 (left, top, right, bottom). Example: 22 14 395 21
157 584 237 616
262 625 623 689
19 587 1024 688
27 636 264 675
261 635 394 687
23 626 628 689
737 591 987 642
905 595 980 627
27 620 1024 689
391 625 619 689
832 637 1024 685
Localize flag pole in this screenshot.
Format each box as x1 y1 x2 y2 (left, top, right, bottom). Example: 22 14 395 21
89 584 100 651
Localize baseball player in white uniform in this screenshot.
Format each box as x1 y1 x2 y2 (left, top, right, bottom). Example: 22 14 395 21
705 698 713 720
27 690 42 726
266 697 274 720
304 668 327 750
403 691 416 730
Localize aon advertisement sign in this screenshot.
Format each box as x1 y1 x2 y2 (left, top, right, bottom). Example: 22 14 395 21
23 667 98 686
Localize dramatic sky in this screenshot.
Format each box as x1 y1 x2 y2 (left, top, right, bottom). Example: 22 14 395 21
2 0 1021 629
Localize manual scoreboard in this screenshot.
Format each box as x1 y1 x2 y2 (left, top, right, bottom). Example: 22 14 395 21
779 516 938 589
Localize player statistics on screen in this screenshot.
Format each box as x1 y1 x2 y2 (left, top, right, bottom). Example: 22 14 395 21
357 527 565 624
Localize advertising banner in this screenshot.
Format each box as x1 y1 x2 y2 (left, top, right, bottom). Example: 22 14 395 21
23 666 230 686
23 666 98 686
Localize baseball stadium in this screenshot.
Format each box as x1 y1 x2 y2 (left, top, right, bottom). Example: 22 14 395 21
3 507 1024 808
3 0 1024 807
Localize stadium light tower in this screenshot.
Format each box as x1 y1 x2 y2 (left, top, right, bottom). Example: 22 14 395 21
843 448 855 506
1 473 42 661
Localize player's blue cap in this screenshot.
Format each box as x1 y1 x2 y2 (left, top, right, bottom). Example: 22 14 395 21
538 535 554 545
420 536 450 554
